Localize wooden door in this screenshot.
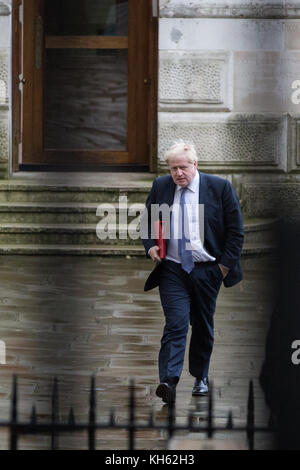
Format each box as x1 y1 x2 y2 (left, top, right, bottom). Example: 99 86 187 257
12 0 157 170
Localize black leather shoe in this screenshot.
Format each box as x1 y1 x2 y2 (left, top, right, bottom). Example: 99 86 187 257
192 377 209 396
156 380 176 405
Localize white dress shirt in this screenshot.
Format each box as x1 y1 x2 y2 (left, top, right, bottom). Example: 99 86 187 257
166 171 216 264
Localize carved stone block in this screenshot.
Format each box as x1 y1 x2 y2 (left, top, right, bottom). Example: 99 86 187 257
159 1 299 19
242 182 300 218
158 113 286 171
0 119 9 162
0 49 8 106
159 51 232 111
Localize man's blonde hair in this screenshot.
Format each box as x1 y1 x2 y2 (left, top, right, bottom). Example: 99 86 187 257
164 140 198 165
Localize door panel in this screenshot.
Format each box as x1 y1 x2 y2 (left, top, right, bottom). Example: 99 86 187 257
45 0 128 37
45 48 128 150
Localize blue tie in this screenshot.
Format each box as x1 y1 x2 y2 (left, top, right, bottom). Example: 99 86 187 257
179 187 194 274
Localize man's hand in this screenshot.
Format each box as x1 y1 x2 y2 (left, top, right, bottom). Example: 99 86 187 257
218 263 229 279
149 246 161 262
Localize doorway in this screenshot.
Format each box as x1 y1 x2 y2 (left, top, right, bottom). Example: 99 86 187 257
12 0 158 171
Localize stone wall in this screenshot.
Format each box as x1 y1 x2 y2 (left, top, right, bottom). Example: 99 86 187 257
159 0 300 19
158 0 300 219
0 1 10 179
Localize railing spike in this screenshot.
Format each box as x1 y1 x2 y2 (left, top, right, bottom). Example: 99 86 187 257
10 375 18 450
110 407 115 427
4 374 267 450
268 411 277 431
51 377 59 420
31 405 37 425
68 407 75 426
88 375 96 450
128 378 135 451
246 379 255 450
148 407 154 427
167 396 175 441
51 377 59 450
11 375 17 422
188 411 193 431
226 410 233 429
207 380 213 438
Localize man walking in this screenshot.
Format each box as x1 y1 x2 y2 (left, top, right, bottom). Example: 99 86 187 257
141 141 244 405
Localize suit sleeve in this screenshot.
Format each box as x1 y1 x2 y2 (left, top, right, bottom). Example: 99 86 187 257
140 179 158 258
219 180 244 270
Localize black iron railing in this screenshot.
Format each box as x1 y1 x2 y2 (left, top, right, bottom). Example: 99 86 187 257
0 375 273 450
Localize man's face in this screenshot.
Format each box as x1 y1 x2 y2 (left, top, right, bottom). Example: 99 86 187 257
169 154 197 187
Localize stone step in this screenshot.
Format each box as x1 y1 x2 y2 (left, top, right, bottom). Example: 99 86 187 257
243 217 278 244
0 244 145 255
0 175 279 254
0 223 138 245
0 182 152 203
241 243 277 256
0 200 277 227
0 218 278 246
0 202 145 224
0 243 276 256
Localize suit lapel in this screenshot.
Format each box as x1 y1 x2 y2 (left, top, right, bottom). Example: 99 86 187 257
198 171 207 242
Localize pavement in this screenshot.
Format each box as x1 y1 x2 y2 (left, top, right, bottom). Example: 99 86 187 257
0 254 276 450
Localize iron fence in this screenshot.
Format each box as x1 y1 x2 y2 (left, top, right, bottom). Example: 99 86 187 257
0 375 273 450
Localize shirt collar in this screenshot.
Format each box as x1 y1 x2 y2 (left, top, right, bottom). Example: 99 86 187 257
176 170 199 193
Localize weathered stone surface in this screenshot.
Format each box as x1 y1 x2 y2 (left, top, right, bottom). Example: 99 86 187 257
0 185 150 203
285 19 300 50
159 18 284 51
242 182 300 218
288 114 300 172
0 49 8 107
233 51 284 113
0 16 10 49
0 202 146 225
0 161 7 178
159 51 233 111
0 244 146 256
0 119 8 162
158 113 286 171
160 1 299 19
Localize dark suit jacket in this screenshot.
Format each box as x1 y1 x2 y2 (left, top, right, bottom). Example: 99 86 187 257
141 171 244 290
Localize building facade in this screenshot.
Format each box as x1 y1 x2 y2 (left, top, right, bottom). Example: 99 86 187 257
158 0 300 220
0 0 299 253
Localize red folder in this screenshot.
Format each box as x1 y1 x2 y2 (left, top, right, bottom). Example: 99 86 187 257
154 221 167 259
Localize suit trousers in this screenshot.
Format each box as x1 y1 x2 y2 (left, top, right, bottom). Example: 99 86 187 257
158 259 223 383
